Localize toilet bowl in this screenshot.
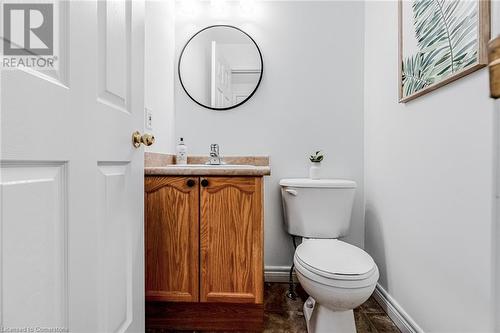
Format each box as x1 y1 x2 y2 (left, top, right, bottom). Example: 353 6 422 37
293 239 379 333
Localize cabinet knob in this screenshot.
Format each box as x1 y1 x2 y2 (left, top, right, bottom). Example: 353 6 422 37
187 179 195 187
201 179 209 187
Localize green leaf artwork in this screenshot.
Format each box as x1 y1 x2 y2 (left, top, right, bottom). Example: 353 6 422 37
401 0 479 98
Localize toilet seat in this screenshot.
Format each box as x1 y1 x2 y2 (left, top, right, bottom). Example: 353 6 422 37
294 239 378 288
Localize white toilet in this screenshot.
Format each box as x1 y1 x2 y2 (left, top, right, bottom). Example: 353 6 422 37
280 178 379 333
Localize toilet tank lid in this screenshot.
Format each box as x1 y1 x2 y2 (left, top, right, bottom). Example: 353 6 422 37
279 178 357 189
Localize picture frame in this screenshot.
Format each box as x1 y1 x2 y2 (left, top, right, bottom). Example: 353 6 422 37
398 0 491 103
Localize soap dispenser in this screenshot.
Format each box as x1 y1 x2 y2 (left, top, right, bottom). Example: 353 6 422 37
176 137 188 165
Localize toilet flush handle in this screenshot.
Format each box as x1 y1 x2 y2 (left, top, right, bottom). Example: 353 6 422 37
285 189 298 196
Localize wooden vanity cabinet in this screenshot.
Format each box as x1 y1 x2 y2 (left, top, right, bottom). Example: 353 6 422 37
200 177 263 304
145 176 199 302
145 175 264 330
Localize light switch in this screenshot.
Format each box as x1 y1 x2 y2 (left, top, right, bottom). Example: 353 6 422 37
145 108 153 130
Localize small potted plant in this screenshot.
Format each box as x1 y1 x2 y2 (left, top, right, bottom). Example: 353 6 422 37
309 150 324 179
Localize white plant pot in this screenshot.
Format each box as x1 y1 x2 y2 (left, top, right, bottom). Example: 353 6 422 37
309 162 322 179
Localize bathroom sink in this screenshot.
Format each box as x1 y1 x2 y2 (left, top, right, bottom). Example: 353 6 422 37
144 157 271 176
167 164 256 168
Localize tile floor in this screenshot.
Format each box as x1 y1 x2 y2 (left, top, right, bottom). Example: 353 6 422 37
264 283 401 333
147 282 401 333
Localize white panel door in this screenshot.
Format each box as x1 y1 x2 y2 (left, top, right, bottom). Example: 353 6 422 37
0 1 145 332
210 41 232 108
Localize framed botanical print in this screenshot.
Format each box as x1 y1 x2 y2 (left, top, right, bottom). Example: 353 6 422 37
399 0 490 103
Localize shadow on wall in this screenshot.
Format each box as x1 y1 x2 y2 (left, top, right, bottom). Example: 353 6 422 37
496 98 500 333
365 206 387 288
274 180 297 255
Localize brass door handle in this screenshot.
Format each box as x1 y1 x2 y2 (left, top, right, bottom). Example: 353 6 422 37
132 131 155 148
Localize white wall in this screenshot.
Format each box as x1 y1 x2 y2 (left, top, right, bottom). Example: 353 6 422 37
145 0 176 154
178 32 211 105
496 100 500 332
174 1 365 269
364 1 500 332
491 4 500 330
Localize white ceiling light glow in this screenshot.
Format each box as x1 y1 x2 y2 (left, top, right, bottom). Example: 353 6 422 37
178 0 200 18
211 0 229 17
239 0 257 16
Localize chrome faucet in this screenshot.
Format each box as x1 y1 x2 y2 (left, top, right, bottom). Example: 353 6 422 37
207 144 224 165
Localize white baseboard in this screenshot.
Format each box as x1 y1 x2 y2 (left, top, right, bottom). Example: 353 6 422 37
373 283 424 333
264 265 298 283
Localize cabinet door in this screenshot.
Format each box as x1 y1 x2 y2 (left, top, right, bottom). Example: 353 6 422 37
200 177 263 304
145 176 199 302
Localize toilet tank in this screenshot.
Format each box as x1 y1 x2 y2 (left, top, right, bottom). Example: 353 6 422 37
280 178 357 238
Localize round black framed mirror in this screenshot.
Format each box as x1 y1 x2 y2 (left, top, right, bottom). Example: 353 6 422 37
178 25 263 111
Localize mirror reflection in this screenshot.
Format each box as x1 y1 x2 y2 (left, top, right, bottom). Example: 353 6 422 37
178 25 263 110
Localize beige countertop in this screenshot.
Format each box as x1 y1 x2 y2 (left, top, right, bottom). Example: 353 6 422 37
145 164 271 176
144 153 271 176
